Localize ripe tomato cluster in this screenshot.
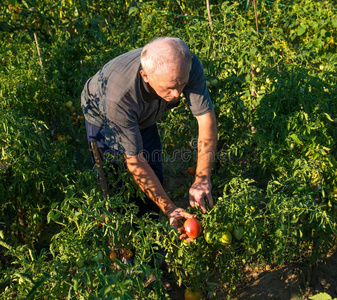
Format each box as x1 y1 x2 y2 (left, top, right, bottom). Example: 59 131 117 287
109 249 133 261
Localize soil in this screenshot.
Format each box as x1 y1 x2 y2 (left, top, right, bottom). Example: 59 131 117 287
162 162 337 300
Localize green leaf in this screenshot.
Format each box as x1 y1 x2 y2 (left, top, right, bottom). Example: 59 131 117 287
15 273 34 285
309 292 332 300
324 113 334 122
79 0 87 14
26 274 50 300
0 240 12 250
289 133 301 145
332 18 337 28
114 258 127 271
297 25 307 36
128 7 138 16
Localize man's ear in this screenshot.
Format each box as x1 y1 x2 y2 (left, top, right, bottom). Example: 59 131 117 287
140 70 149 83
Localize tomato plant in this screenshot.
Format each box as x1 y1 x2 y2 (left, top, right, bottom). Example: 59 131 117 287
210 78 218 87
92 251 103 262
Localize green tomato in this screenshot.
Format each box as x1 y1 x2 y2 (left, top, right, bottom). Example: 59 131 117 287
92 252 103 262
210 78 218 86
275 228 283 238
75 258 85 268
65 101 73 110
219 231 232 245
204 231 213 244
181 239 190 247
225 222 233 233
233 226 244 241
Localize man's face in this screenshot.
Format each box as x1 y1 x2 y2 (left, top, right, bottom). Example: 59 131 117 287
140 63 190 102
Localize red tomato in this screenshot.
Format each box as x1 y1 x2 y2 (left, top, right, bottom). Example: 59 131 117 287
97 216 106 228
187 166 196 175
184 288 201 300
122 249 133 260
183 218 202 239
35 221 42 231
109 250 119 261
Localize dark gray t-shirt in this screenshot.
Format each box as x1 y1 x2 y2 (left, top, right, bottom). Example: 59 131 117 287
81 48 213 155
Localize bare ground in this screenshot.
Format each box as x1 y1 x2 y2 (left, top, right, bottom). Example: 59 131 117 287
232 250 337 300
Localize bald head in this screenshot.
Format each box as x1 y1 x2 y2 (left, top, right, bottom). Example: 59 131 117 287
140 37 192 76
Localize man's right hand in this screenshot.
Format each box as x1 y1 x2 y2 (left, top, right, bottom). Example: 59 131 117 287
167 206 196 241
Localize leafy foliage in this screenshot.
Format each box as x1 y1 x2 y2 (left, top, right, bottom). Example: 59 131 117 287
1 0 337 299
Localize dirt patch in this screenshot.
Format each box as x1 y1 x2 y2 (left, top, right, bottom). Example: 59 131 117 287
163 160 193 208
232 249 337 300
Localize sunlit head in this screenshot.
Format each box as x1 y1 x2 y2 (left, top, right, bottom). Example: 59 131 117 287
140 37 192 102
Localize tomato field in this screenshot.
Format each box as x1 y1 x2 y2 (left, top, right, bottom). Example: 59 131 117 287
1 0 337 299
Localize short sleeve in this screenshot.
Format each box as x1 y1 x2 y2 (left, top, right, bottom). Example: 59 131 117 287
183 54 213 116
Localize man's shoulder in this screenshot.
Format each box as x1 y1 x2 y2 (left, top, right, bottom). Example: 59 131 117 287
190 52 203 69
103 48 142 70
89 48 143 100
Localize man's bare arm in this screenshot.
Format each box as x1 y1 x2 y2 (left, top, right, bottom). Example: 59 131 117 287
124 153 195 236
189 109 217 212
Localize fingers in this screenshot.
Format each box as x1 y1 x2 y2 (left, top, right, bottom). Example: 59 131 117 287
182 211 196 219
189 192 207 213
169 208 195 228
199 198 206 213
178 232 194 242
189 182 213 212
178 225 195 242
207 191 214 208
189 192 196 208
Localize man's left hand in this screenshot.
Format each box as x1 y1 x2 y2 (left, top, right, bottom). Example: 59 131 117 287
189 180 213 213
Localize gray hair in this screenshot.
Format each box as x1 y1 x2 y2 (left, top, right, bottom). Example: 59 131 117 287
140 37 192 75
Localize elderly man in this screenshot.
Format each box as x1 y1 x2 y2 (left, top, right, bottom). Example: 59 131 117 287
81 37 217 238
